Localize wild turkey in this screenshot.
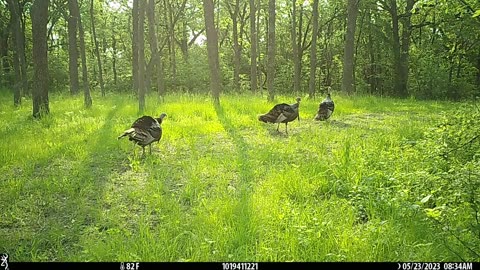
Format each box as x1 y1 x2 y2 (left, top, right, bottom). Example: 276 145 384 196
118 113 167 156
258 97 301 134
314 93 335 121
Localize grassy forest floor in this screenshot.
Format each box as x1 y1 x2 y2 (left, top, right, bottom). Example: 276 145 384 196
0 91 471 261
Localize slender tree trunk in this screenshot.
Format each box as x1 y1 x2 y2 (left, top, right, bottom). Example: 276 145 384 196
368 34 377 94
147 0 165 98
11 16 21 106
325 22 333 87
267 0 276 101
32 0 50 118
399 0 415 98
202 0 221 104
112 17 118 85
250 0 257 93
388 0 410 98
167 0 177 86
132 0 139 94
137 0 146 112
73 0 92 108
308 0 319 99
67 0 79 95
0 22 10 87
179 21 189 61
19 5 27 96
341 0 358 95
90 0 105 96
476 47 480 90
291 0 300 95
256 4 262 93
228 0 241 92
390 0 401 97
7 0 26 106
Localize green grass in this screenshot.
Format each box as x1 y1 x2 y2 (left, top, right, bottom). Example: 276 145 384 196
0 91 463 261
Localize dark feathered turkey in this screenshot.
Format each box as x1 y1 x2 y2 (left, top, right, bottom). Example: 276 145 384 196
314 93 334 121
258 97 301 134
118 113 167 155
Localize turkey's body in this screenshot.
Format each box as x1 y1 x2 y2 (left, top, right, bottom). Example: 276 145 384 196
118 113 167 155
259 97 301 134
315 94 334 121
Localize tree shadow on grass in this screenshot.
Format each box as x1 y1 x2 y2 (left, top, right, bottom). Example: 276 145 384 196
214 104 258 259
3 106 124 261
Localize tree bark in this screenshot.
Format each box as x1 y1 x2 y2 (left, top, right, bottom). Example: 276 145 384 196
341 0 358 95
0 21 10 87
399 0 415 98
267 0 276 101
7 0 27 106
112 16 118 85
291 0 300 95
227 0 241 92
132 0 139 94
90 0 105 97
147 0 165 98
476 47 480 89
202 0 221 104
388 0 413 98
308 0 319 99
73 0 92 108
32 0 50 118
136 0 146 112
249 0 257 93
167 0 177 87
67 0 79 95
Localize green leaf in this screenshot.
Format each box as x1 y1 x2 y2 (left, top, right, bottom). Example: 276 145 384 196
421 194 432 204
425 208 442 219
473 9 480 18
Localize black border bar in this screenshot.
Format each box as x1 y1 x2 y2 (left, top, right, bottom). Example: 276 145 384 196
6 262 478 270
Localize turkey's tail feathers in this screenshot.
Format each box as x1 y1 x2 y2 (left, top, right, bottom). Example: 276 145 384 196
118 128 135 140
259 113 278 123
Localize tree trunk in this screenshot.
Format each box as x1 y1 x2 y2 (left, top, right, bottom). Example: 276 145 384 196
202 0 221 104
73 0 92 108
32 0 50 118
7 0 27 106
136 0 146 112
368 38 377 95
228 0 241 92
267 0 276 102
132 0 139 94
167 0 177 87
147 0 165 98
10 15 21 106
256 5 262 93
291 0 300 95
389 0 410 98
249 0 257 93
67 0 79 95
476 47 480 90
0 24 10 87
90 0 105 97
112 16 118 85
399 0 415 98
308 0 319 99
341 0 358 95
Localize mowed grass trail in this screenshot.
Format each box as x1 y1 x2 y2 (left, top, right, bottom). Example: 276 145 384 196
0 92 458 261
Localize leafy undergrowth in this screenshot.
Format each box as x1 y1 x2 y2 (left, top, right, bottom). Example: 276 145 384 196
0 91 474 261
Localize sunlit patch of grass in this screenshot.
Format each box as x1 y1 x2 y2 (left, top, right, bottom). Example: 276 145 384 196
0 91 464 262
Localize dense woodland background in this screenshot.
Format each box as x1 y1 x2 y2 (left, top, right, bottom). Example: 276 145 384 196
1 0 480 115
